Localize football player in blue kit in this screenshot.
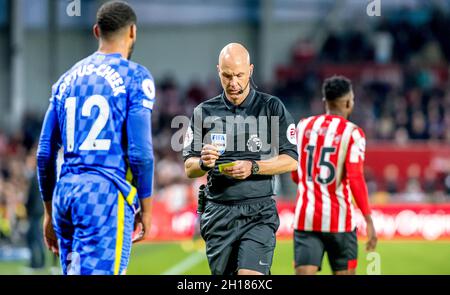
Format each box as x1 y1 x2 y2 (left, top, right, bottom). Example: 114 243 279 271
36 1 155 275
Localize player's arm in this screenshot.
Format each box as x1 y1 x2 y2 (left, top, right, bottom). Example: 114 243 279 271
127 104 154 200
127 70 155 242
290 120 302 184
36 100 61 255
37 102 61 201
346 128 377 251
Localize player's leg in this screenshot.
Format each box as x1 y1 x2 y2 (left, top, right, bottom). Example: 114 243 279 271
296 265 320 275
333 268 356 275
323 229 358 275
294 230 325 275
111 191 134 275
71 179 134 275
53 216 75 274
237 199 279 275
51 181 75 275
200 202 238 275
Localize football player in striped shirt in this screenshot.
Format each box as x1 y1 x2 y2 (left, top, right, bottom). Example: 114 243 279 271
292 75 377 275
36 1 155 275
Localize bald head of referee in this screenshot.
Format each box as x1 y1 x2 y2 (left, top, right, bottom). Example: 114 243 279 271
93 1 137 60
217 43 254 106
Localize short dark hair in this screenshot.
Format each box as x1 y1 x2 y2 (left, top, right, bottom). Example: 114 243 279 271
322 75 352 101
96 1 136 38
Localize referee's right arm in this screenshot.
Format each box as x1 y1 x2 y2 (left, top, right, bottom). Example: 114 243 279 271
184 140 219 178
183 107 219 178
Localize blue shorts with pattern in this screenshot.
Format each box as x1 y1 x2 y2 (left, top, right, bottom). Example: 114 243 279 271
52 173 135 275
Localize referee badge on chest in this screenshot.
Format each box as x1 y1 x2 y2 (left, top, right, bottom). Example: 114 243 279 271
247 134 262 153
211 133 227 155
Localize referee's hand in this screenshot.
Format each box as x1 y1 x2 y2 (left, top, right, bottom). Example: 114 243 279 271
201 144 220 168
222 160 252 180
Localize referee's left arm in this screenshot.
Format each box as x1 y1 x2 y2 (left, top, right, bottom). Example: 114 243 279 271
256 97 298 175
256 154 297 175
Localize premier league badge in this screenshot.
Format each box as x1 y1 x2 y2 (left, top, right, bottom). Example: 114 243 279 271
247 134 262 152
211 133 227 155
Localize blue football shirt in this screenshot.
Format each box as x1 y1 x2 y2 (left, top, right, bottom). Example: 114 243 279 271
37 52 155 202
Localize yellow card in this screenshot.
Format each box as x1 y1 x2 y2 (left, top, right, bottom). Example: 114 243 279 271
218 162 236 173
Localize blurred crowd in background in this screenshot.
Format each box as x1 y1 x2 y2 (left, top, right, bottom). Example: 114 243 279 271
1 4 450 265
150 5 450 206
273 5 450 143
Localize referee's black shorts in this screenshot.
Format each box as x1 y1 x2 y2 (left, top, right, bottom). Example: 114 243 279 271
294 229 358 272
200 197 279 275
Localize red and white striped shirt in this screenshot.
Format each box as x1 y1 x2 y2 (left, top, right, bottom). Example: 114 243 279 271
293 114 371 233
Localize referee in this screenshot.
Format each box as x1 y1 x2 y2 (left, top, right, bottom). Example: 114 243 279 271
183 43 298 275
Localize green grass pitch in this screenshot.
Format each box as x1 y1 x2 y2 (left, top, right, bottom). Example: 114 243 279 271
0 240 449 275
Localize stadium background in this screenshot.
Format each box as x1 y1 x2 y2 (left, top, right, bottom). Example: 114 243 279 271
0 0 449 274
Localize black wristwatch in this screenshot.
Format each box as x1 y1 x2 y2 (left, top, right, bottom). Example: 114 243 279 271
199 158 213 171
250 160 259 175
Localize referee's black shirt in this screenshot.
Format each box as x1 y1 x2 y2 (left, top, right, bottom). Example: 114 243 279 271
183 89 298 202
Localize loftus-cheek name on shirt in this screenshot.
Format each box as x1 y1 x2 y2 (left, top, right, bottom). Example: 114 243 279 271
56 64 126 100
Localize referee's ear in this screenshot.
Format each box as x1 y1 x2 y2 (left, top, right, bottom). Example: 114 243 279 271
93 24 100 40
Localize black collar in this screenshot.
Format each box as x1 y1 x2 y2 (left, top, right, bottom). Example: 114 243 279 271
221 89 256 111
